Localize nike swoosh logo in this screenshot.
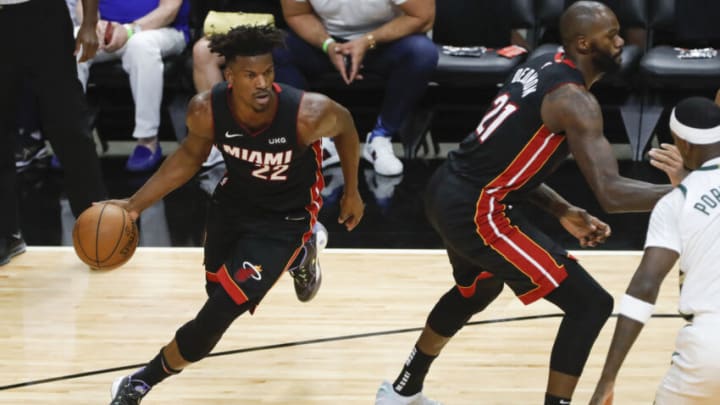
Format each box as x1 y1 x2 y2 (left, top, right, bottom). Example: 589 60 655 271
225 131 245 138
284 216 307 221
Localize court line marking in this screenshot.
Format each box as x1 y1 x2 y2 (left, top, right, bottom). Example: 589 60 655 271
0 312 679 391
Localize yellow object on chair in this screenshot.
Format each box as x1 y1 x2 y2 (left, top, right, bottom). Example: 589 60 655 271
203 11 275 36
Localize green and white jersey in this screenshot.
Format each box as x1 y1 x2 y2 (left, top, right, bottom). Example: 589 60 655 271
645 156 720 319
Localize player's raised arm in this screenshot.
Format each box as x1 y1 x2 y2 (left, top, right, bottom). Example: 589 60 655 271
542 84 671 213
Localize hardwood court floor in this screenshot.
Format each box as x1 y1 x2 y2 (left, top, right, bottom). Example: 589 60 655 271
0 248 682 404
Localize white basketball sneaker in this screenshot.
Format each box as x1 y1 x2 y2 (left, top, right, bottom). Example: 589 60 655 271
375 381 442 405
363 133 403 176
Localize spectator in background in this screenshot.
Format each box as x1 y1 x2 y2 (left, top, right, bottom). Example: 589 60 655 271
191 0 286 167
274 0 438 176
12 0 82 172
75 0 191 172
193 0 286 93
0 0 107 266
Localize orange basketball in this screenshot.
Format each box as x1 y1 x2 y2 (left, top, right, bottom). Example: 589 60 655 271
72 203 138 270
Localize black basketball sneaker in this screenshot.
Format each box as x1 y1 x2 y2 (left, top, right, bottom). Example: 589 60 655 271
109 376 150 405
288 231 323 303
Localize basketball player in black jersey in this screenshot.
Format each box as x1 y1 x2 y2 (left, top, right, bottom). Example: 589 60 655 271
376 2 680 405
103 25 364 404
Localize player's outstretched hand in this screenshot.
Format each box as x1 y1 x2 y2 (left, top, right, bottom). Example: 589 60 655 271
648 143 688 187
559 206 611 248
94 199 139 221
338 191 364 231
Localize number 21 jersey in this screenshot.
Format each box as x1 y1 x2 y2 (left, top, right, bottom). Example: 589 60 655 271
447 52 586 202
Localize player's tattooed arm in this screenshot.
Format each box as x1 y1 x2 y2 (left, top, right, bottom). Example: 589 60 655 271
542 84 671 213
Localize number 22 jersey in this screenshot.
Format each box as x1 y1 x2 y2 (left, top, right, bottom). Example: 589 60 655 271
210 82 324 217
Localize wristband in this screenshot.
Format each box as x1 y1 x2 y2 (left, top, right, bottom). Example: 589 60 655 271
619 294 654 324
322 37 335 53
366 34 376 50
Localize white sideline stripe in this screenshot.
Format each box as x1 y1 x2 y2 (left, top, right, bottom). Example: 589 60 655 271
26 246 643 256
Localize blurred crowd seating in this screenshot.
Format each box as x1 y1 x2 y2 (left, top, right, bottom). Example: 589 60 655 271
86 0 720 162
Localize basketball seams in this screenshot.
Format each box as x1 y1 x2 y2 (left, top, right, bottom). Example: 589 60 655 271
94 204 107 268
72 220 94 265
72 203 138 270
98 204 127 266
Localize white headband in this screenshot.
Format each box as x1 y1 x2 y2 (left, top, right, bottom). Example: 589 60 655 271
670 107 720 144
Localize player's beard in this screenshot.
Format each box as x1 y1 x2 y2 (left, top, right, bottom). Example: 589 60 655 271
591 45 622 74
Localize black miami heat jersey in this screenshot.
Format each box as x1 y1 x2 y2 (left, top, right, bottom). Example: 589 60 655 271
447 52 586 203
210 82 323 216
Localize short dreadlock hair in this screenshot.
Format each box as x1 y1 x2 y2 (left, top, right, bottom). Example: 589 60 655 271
208 25 285 61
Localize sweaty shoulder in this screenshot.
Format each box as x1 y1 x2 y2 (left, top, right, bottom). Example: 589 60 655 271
186 91 214 138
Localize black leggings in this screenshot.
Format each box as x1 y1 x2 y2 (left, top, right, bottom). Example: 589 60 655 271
543 256 613 376
427 255 612 377
174 287 252 363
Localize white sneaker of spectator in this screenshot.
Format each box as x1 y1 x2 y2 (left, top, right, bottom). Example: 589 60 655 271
363 133 403 176
321 137 341 168
364 168 403 210
202 145 225 168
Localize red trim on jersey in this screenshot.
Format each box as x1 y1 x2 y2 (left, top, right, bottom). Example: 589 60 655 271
302 141 324 242
554 52 577 69
292 89 323 241
457 271 495 298
473 125 568 304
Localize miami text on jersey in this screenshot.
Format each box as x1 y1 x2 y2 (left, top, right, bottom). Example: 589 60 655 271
222 144 293 181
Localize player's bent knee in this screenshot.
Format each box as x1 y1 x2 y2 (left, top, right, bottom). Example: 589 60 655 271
175 292 252 362
427 284 502 337
175 319 222 362
582 287 614 330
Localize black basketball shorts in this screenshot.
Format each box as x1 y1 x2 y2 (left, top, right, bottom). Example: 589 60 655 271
425 165 575 305
203 200 314 307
